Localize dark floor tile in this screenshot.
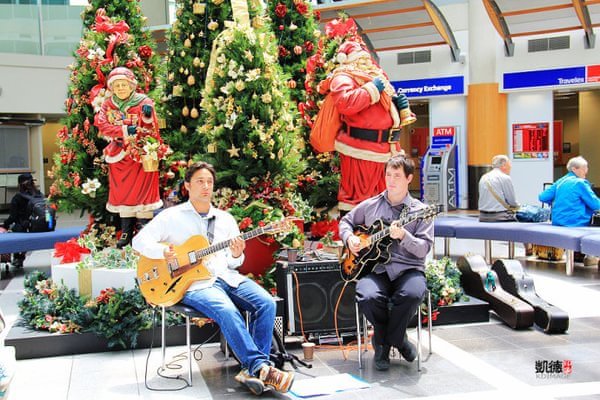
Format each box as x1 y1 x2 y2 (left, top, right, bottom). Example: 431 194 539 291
535 344 600 364
446 335 521 353
416 371 493 396
431 324 497 341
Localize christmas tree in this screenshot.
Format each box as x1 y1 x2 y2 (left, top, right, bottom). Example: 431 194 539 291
197 1 309 237
266 0 319 104
48 1 161 245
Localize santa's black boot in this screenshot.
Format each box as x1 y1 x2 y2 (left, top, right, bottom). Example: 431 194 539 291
117 217 135 249
135 218 151 233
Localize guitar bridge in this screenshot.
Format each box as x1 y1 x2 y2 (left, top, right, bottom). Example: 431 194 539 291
167 258 180 273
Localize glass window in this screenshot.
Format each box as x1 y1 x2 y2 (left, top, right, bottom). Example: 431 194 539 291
0 126 30 171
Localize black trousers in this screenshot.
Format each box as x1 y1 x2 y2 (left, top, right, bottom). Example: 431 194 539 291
356 269 426 348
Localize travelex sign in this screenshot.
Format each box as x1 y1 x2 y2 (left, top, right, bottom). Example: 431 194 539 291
503 64 600 90
391 76 464 98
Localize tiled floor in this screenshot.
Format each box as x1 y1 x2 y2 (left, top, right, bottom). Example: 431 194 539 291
1 212 600 399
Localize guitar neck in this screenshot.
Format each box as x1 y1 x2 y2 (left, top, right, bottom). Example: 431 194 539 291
370 207 439 242
195 227 269 258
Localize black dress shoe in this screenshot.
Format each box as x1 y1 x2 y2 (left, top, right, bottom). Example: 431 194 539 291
398 339 417 362
374 344 391 371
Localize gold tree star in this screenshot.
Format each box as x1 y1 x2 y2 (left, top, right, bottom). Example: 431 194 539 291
226 143 240 158
249 115 259 128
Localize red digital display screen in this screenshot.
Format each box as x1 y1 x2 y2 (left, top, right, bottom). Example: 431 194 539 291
512 122 550 159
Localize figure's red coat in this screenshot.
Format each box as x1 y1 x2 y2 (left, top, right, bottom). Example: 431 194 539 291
94 96 162 214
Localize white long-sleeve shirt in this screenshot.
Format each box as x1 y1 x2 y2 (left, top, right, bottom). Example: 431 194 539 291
132 201 245 291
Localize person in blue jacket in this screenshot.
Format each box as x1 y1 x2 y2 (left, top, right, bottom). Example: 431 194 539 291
539 156 600 227
539 156 600 265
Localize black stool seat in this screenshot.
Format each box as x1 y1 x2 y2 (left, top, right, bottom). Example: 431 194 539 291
166 304 207 319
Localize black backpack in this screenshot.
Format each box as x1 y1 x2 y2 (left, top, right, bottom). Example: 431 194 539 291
22 194 56 232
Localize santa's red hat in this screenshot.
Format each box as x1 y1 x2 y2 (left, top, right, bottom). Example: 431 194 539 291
107 67 137 88
336 41 370 64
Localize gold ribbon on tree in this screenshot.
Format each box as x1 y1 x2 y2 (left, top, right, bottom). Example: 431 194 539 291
205 0 251 91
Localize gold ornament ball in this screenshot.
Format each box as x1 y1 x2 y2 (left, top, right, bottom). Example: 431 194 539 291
176 8 183 17
190 33 195 40
193 57 201 67
182 106 190 117
190 107 199 119
179 67 184 73
180 125 188 133
293 46 303 55
184 68 189 75
184 38 192 48
180 50 186 57
187 75 196 85
287 80 297 89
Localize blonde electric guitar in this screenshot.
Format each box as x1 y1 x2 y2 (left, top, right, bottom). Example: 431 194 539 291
136 219 292 306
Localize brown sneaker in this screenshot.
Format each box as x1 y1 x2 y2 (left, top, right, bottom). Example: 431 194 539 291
259 365 294 393
234 369 264 395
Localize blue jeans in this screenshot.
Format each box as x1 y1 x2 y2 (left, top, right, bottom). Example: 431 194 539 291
182 277 276 376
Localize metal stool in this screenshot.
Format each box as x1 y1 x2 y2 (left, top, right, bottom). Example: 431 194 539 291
160 303 214 385
355 290 433 371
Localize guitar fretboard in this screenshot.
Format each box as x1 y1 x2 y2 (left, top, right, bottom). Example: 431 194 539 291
370 206 440 243
195 226 270 259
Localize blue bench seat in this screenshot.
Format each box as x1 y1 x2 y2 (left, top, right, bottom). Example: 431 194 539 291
580 233 600 256
0 226 85 254
433 216 600 275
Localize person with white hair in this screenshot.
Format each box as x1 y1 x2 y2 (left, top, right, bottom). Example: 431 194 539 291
94 66 164 248
539 156 600 227
478 155 518 222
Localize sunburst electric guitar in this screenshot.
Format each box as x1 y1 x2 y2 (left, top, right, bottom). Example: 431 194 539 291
340 204 442 282
136 219 292 306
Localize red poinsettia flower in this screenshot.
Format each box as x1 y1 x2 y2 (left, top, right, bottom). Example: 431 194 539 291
138 45 152 58
275 3 287 18
304 41 314 54
294 1 308 15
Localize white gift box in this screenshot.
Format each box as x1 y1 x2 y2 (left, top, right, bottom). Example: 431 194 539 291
91 268 137 297
51 262 82 294
51 263 136 298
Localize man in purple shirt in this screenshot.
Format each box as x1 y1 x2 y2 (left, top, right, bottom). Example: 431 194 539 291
339 155 433 371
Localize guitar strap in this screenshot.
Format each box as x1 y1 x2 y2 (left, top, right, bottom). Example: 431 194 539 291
207 216 216 244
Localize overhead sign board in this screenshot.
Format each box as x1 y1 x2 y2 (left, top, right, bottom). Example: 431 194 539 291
392 76 464 98
504 65 600 90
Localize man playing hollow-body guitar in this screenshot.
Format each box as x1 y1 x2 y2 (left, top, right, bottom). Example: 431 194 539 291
339 155 433 371
132 162 294 395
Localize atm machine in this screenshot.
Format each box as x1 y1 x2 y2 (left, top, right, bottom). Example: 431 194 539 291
421 127 458 211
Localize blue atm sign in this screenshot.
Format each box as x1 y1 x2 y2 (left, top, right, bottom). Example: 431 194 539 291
503 66 586 90
392 76 464 98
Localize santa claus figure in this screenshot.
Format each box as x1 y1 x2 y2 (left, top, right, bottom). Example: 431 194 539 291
94 66 163 248
319 40 415 211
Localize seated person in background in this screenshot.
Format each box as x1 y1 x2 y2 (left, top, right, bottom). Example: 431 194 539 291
539 156 600 227
132 162 293 396
1 173 42 267
478 155 518 222
339 155 433 371
539 156 600 265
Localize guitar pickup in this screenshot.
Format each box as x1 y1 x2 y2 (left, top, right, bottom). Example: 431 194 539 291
188 251 197 265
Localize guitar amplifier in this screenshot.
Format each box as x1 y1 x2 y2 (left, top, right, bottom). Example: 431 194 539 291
275 260 356 336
